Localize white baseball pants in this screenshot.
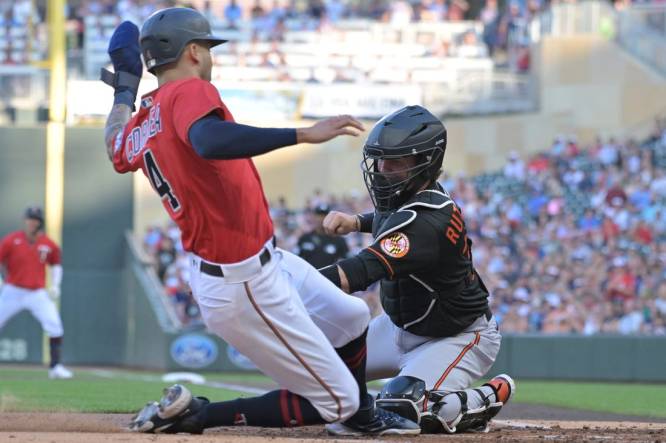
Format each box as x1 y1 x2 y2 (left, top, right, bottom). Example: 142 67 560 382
189 239 371 423
0 284 64 337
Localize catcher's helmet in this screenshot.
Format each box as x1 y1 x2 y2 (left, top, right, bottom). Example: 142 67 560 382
361 105 447 212
140 7 227 74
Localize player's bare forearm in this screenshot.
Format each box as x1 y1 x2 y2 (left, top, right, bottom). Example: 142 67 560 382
296 115 364 144
104 103 132 161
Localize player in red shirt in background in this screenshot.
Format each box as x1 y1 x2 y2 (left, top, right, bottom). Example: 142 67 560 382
0 207 73 379
102 8 419 436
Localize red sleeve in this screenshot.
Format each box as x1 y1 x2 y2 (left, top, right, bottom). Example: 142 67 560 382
0 234 10 265
48 241 62 265
112 123 138 174
171 79 226 145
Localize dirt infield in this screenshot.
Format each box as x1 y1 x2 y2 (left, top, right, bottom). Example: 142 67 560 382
1 412 665 443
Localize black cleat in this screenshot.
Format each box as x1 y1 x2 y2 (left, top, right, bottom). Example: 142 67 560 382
326 406 421 436
128 384 209 434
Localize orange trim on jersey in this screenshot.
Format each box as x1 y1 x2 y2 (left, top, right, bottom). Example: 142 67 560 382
424 331 481 411
366 247 394 279
244 282 343 421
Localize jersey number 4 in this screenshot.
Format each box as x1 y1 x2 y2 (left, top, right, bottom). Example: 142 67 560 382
144 150 181 212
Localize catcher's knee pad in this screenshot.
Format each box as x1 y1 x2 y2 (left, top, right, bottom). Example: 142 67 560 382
375 376 426 424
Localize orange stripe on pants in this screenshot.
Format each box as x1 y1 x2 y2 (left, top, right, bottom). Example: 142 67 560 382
424 332 481 411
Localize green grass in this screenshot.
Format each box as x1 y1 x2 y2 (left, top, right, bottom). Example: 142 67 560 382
508 380 666 418
0 366 247 413
2 366 666 418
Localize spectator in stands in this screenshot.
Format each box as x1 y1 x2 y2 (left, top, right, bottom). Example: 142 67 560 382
267 0 287 26
326 0 346 23
201 0 222 27
453 30 489 58
367 0 388 21
174 285 202 327
598 137 620 167
224 0 242 29
12 0 39 25
390 0 413 26
651 169 666 198
481 0 500 56
428 0 448 21
307 0 326 22
250 0 267 38
503 150 526 181
295 204 349 269
578 208 601 231
156 236 177 281
448 0 470 21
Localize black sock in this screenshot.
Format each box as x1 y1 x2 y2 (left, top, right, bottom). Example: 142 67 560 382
335 328 369 404
49 337 62 369
202 389 325 428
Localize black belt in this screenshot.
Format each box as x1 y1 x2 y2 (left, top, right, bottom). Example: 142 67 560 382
200 247 272 278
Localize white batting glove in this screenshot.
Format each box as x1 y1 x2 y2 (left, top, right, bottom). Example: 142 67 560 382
49 286 61 300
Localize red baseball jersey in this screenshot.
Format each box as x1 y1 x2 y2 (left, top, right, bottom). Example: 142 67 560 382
0 231 61 290
112 77 274 264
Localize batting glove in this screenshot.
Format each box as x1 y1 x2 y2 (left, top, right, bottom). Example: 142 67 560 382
101 21 142 110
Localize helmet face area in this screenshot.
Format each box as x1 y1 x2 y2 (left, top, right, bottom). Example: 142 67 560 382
361 149 440 212
361 106 447 212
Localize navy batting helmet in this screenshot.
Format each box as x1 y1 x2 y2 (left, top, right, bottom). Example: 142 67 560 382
140 7 227 74
25 206 44 229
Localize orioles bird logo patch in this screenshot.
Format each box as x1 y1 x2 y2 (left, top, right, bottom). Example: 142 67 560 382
380 232 410 258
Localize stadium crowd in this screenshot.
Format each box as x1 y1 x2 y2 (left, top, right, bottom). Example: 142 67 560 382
0 0 546 69
143 118 666 335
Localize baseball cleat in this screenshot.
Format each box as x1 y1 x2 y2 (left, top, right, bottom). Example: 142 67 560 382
48 364 73 379
128 384 209 434
484 373 515 405
128 401 161 432
325 407 421 436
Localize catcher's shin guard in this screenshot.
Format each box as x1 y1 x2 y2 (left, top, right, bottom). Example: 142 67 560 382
128 384 209 434
421 373 516 434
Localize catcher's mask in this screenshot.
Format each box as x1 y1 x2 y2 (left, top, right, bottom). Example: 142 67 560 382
361 105 447 213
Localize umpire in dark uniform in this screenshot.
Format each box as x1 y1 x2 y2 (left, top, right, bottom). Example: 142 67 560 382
296 203 349 269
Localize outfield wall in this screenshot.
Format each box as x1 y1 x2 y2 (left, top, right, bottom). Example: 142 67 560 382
0 127 50 364
0 127 133 367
